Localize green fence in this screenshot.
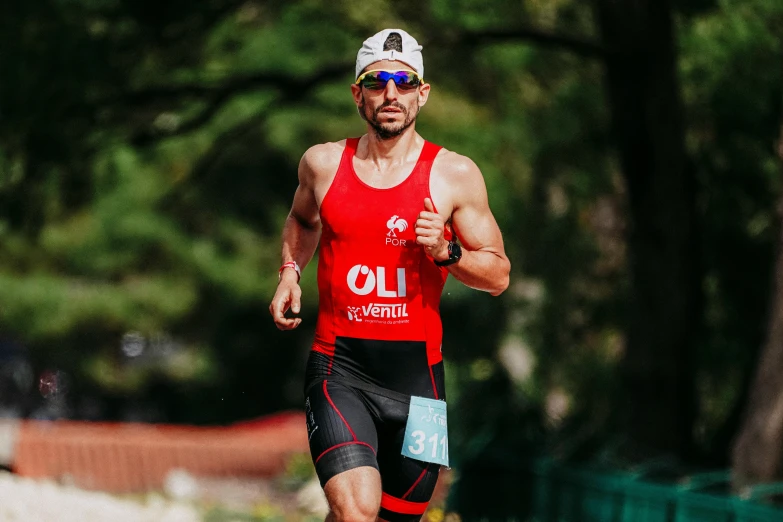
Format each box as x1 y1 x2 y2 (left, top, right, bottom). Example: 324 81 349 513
530 458 783 522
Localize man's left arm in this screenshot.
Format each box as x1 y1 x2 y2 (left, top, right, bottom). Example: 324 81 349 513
416 157 510 296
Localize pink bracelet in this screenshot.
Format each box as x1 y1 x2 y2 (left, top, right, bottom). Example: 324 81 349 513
278 261 301 282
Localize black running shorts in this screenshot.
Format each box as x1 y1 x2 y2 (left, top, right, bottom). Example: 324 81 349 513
304 337 447 521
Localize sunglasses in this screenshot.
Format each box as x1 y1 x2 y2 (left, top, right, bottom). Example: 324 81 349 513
355 69 424 91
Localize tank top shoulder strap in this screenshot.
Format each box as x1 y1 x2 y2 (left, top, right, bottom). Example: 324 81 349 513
321 138 359 214
326 137 360 194
410 140 443 189
419 140 443 164
337 137 360 174
412 141 449 239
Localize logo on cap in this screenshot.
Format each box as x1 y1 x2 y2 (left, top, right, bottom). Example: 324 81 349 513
383 33 403 52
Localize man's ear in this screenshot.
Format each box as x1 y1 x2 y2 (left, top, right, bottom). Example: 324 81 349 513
418 83 431 107
351 84 362 106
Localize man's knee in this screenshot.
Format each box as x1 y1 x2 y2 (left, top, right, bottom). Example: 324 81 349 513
324 467 382 522
328 500 379 522
328 491 380 522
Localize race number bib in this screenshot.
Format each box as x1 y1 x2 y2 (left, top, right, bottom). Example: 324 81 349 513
401 396 449 466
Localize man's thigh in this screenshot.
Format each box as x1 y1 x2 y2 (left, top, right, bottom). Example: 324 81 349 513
376 407 442 521
306 379 379 486
305 380 441 521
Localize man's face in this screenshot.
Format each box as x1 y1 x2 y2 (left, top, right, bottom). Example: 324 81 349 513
351 60 430 140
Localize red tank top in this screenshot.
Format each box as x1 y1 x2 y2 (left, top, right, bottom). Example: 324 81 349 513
313 137 450 366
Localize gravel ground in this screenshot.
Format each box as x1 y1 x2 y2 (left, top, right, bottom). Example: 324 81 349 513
0 468 448 522
0 472 200 522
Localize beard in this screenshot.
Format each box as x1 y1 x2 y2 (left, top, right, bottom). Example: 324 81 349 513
359 97 419 140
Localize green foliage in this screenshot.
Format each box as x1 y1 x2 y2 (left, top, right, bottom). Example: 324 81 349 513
679 0 783 456
276 452 317 492
0 0 781 475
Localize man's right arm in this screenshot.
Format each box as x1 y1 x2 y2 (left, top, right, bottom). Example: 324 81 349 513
270 148 324 330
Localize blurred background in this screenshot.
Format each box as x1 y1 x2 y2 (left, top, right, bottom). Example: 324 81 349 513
1 0 783 520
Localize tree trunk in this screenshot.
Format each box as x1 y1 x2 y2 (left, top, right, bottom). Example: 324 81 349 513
731 118 783 489
594 0 700 455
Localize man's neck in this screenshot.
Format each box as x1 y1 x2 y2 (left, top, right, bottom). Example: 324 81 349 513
361 126 422 166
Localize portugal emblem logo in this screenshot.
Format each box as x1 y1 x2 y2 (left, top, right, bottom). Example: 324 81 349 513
386 215 408 237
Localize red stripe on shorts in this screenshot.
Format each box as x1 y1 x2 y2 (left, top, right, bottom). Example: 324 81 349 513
380 492 428 515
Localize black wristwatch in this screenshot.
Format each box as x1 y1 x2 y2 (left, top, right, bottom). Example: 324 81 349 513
434 241 462 267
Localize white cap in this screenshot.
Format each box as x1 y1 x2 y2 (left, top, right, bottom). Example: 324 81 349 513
355 29 424 79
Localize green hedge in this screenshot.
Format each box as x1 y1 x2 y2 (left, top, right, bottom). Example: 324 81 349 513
530 459 783 522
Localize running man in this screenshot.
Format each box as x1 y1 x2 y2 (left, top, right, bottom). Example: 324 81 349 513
269 28 510 521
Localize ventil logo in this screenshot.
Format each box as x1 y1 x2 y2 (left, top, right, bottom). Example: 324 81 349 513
347 306 363 322
346 303 409 323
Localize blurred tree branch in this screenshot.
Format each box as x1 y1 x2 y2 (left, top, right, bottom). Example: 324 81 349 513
125 21 605 146
127 63 354 145
121 66 348 107
191 109 273 182
458 28 606 58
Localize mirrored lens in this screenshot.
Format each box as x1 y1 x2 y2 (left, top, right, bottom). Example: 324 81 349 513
361 79 389 90
358 70 422 90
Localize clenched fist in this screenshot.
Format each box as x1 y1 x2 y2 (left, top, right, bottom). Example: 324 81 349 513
415 198 449 262
269 270 303 330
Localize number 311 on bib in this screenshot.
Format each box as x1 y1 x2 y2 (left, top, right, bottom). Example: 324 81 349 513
401 396 449 467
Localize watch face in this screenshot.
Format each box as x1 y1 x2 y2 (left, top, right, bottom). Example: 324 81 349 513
435 241 461 266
